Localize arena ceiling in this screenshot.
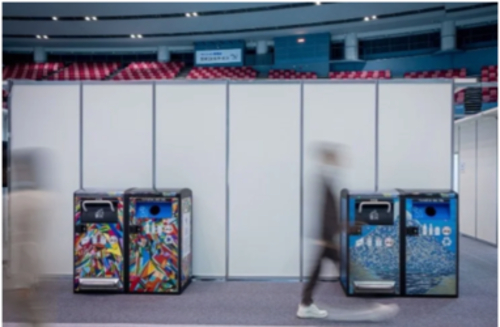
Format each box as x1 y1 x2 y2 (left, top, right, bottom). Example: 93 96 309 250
2 2 497 48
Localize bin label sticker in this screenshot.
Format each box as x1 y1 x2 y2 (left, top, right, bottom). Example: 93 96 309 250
442 237 452 247
95 208 104 219
442 226 452 236
369 210 379 221
164 224 174 234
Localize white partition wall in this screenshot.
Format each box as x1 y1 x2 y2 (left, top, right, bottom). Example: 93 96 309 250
378 82 453 189
82 84 153 188
9 80 461 276
228 84 301 277
456 113 497 244
476 117 497 244
11 84 80 275
155 83 227 277
458 122 477 237
302 83 376 278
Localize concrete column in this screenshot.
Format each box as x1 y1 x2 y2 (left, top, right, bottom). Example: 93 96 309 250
441 21 456 51
256 40 268 55
344 33 358 61
33 47 47 63
157 46 170 62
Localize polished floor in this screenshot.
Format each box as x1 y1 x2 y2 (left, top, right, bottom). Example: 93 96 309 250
3 236 497 327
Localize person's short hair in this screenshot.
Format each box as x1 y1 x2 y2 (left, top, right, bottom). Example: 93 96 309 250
309 141 350 166
314 142 343 158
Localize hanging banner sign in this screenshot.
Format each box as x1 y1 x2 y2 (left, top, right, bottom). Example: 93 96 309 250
195 49 242 65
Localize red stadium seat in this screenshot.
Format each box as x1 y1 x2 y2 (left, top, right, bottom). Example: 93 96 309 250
404 69 467 79
49 62 120 81
329 70 390 80
455 90 466 104
3 62 62 80
481 65 497 82
113 62 184 80
268 69 317 80
186 66 256 80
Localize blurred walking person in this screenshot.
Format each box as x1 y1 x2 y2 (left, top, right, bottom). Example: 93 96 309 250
5 148 53 326
297 143 399 322
297 143 343 319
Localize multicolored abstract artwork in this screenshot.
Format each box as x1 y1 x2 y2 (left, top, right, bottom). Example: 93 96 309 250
74 196 124 291
128 197 179 293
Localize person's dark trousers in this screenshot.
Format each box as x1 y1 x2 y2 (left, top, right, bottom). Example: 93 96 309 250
301 246 339 306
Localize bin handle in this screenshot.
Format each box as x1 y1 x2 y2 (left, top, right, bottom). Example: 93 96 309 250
82 200 115 212
358 201 391 213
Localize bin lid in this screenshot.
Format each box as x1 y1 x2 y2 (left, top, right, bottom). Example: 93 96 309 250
75 188 126 196
344 189 399 197
397 189 456 197
125 188 185 196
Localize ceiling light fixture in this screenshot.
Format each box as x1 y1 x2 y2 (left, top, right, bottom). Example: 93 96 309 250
43 35 48 39
137 34 143 38
315 1 321 5
130 34 136 38
193 12 198 17
85 16 90 21
52 16 58 21
92 16 98 20
297 38 305 43
36 35 41 39
372 15 377 20
185 13 191 17
364 16 370 21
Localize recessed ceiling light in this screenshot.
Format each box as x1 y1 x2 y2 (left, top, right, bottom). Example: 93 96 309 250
297 38 305 43
36 35 41 39
185 13 191 17
137 34 143 38
372 15 377 20
192 12 198 17
92 16 98 21
130 34 136 38
85 16 90 21
43 35 48 39
52 16 58 21
315 1 321 5
364 16 370 21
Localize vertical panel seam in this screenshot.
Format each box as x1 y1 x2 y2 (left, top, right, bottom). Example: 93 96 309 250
375 80 379 191
6 80 13 275
457 125 460 236
450 81 454 190
300 82 304 282
152 82 156 189
475 119 478 238
496 118 498 246
225 81 230 280
458 126 460 193
79 81 83 189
